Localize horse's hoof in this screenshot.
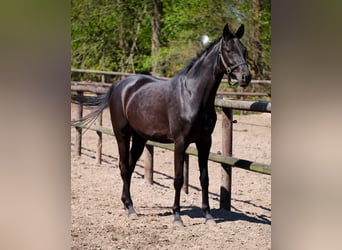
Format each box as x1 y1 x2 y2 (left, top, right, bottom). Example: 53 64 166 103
205 213 216 225
205 218 217 226
172 219 184 227
127 207 138 219
128 212 138 220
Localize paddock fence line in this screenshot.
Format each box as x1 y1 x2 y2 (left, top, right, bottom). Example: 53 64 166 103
71 69 271 100
71 75 271 211
71 68 271 85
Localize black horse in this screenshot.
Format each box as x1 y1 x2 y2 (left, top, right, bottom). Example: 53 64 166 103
72 24 251 226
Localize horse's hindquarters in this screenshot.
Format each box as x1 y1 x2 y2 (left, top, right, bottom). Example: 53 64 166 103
122 80 173 142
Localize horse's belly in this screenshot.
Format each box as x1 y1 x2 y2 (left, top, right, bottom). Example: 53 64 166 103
131 124 174 143
125 90 172 142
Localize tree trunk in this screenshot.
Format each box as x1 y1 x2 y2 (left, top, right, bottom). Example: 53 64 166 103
117 0 125 78
251 0 263 79
151 0 162 76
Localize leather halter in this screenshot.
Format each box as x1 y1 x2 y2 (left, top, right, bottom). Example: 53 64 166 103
218 38 247 85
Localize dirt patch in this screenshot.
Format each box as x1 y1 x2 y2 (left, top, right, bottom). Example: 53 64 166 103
71 105 271 249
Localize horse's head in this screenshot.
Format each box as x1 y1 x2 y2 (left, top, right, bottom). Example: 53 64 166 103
219 24 251 87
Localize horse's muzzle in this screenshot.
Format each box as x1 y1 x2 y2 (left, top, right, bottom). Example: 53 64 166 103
242 73 251 85
237 72 251 87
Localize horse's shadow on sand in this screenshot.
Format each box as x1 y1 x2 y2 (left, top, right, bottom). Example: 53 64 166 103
153 206 270 225
135 167 271 226
74 147 271 225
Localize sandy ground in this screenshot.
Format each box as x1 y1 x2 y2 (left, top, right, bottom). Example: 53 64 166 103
71 104 271 249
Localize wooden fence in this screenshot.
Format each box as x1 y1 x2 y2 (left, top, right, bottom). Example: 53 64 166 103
71 69 271 99
71 68 271 85
71 71 271 211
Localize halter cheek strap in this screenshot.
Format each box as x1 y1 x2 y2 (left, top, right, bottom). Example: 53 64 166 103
218 38 247 85
219 52 246 74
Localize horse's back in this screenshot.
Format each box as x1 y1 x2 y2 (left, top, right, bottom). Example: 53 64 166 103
114 74 170 109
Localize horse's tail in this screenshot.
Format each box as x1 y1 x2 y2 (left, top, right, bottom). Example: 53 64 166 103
71 84 114 129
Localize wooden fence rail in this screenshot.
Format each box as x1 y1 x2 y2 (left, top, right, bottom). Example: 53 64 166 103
71 81 271 100
77 123 271 175
71 68 271 85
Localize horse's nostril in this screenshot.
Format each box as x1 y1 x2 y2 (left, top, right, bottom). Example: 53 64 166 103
247 74 251 83
241 73 251 85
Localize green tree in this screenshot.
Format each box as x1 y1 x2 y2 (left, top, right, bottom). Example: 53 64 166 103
71 0 271 79
71 0 152 72
158 0 232 76
230 0 271 79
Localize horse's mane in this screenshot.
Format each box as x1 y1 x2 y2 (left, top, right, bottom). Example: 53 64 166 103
176 37 221 77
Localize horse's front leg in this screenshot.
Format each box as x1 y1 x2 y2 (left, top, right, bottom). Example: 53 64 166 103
196 136 216 225
172 138 187 226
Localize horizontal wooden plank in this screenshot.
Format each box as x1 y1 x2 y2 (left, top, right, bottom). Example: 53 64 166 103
70 84 271 113
216 91 270 97
147 141 271 175
71 85 108 94
214 99 271 112
71 69 271 85
71 81 112 88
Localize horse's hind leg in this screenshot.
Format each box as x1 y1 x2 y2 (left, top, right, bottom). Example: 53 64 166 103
116 132 135 215
117 132 146 216
196 137 216 225
129 132 147 169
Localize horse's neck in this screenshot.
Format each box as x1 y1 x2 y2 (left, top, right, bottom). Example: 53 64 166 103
185 51 223 110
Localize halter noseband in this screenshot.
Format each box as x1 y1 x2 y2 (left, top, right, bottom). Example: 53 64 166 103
218 38 247 85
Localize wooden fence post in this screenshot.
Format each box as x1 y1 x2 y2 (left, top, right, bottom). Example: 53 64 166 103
240 86 244 116
183 154 189 194
96 106 103 165
144 145 154 184
96 77 105 165
75 91 83 156
220 108 233 211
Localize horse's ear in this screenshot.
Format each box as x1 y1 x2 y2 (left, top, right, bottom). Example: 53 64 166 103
222 24 232 39
236 24 245 39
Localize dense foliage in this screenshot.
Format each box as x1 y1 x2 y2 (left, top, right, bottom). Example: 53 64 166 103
71 0 271 79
